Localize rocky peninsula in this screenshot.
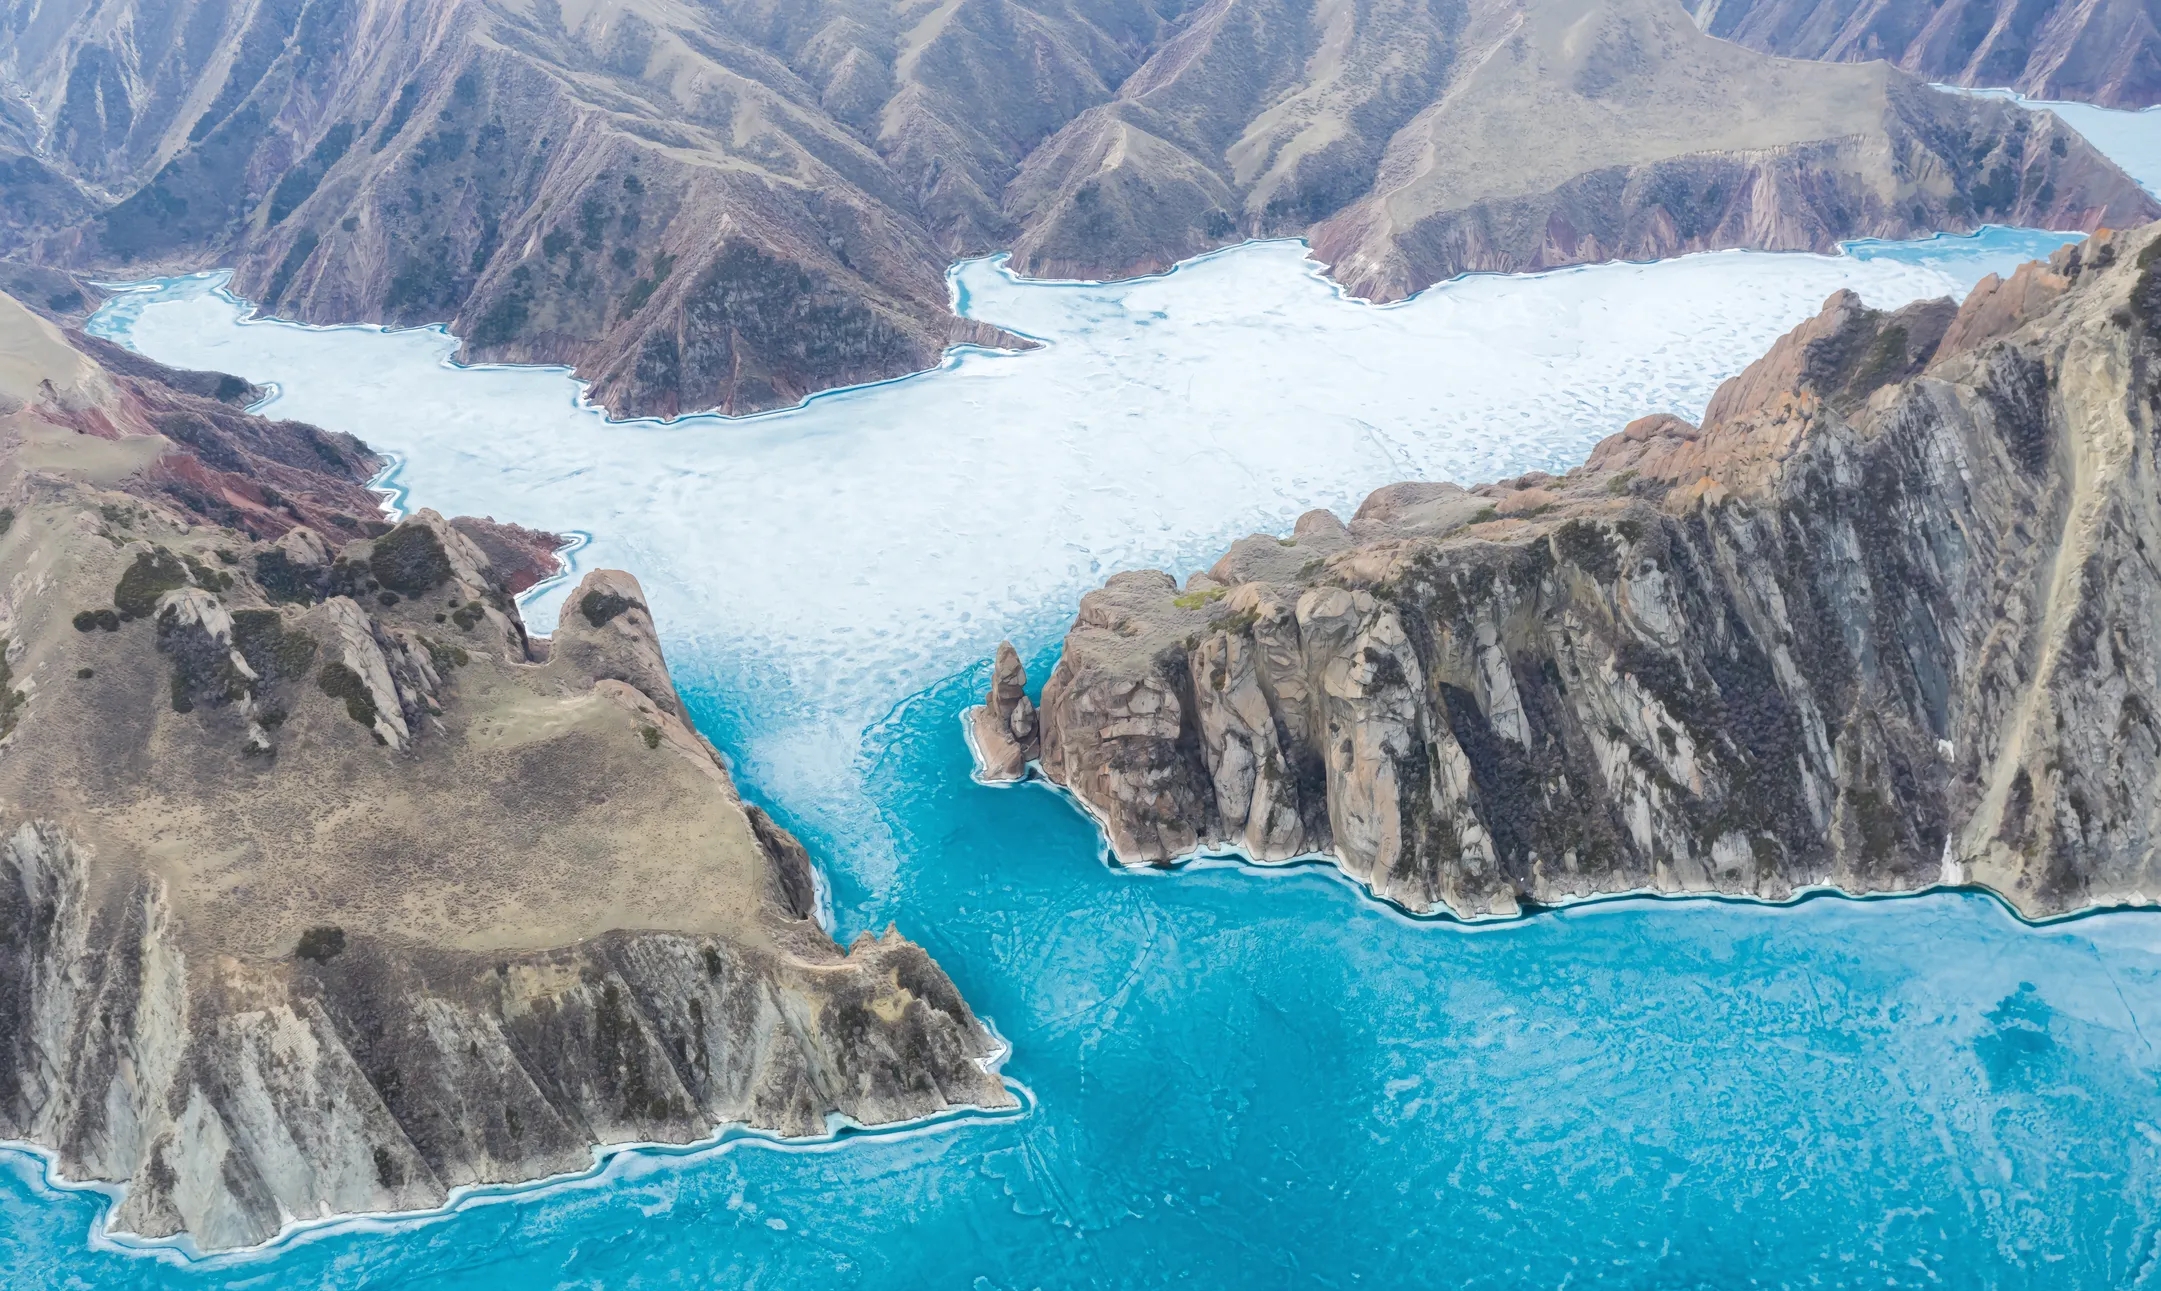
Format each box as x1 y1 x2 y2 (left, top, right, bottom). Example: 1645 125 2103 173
0 290 1010 1251
976 223 2161 921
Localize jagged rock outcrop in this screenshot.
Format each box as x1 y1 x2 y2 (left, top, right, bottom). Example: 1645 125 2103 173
991 223 2161 920
965 641 1040 781
0 287 1011 1250
0 0 2152 414
1693 0 2161 109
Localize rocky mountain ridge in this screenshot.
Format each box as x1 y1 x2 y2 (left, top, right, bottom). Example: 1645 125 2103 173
1693 0 2161 108
0 288 1011 1250
1 0 2154 413
976 222 2161 921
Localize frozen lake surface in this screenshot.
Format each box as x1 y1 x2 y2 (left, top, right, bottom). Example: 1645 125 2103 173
9 96 2161 1290
90 228 2077 837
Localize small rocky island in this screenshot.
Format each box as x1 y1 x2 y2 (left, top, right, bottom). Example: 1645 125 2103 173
0 291 1010 1251
975 224 2161 921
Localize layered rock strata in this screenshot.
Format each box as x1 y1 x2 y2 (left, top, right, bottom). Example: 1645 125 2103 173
984 224 2161 920
0 289 1010 1250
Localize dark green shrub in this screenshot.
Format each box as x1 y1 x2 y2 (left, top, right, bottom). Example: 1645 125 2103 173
324 556 373 600
421 638 469 672
276 631 319 676
579 589 641 628
369 524 453 593
378 591 400 607
640 725 661 749
318 662 378 726
451 601 484 630
295 926 346 962
255 550 320 603
231 610 318 682
182 554 234 592
76 668 93 679
113 549 190 617
0 641 22 739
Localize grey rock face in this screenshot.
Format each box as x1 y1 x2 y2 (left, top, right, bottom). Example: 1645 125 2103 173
0 823 1009 1250
1010 227 2161 920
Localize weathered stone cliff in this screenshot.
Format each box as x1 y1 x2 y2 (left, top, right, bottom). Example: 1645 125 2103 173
983 223 2161 920
0 289 1010 1251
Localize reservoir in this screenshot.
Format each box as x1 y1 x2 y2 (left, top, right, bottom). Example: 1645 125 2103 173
7 143 2158 1284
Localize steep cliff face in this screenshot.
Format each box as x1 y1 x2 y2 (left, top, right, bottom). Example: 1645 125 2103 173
0 290 1010 1250
992 224 2161 920
1692 0 2161 109
1 0 2153 415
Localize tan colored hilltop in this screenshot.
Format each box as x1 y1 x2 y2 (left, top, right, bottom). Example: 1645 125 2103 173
0 288 1010 1251
1692 0 2161 109
977 222 2161 921
0 0 2153 413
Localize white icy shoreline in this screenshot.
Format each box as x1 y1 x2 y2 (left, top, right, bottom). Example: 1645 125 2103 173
0 1060 1028 1267
92 232 2074 721
88 228 2081 899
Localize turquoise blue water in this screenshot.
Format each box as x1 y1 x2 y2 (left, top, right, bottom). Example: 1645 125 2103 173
7 656 2161 1287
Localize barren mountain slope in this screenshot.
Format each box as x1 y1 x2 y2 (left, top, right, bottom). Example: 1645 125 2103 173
978 223 2161 920
0 289 1011 1250
1691 0 2161 109
1 0 1110 415
1013 0 2156 293
1 0 2153 413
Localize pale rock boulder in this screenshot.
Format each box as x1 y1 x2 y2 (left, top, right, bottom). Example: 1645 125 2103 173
319 596 414 751
548 570 680 716
966 642 1039 781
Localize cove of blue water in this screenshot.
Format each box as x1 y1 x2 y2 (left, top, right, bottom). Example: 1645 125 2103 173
7 658 2161 1287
